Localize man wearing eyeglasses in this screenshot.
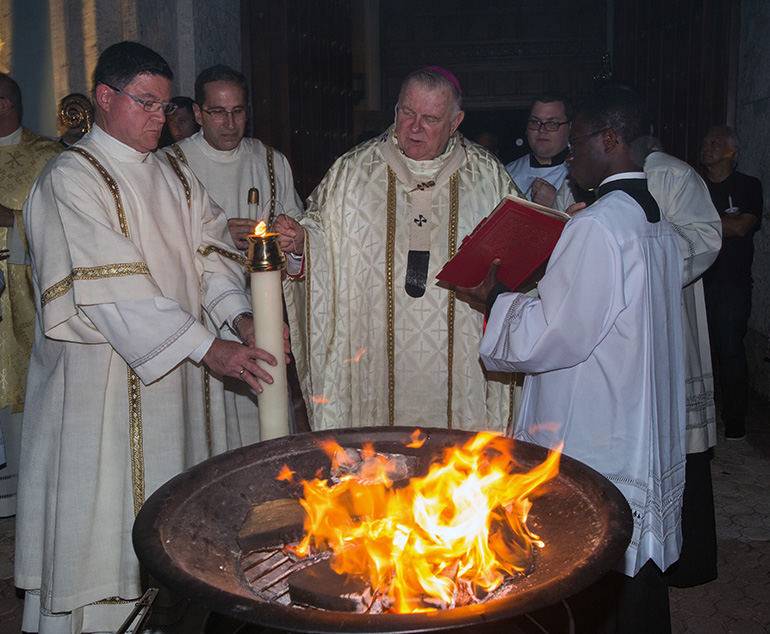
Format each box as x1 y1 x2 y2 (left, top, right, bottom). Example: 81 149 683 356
468 89 685 633
167 65 303 252
165 65 304 449
275 67 522 434
16 42 285 633
505 93 572 207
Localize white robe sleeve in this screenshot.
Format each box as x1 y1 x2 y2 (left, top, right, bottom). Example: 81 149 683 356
647 163 721 285
480 215 626 373
82 297 215 384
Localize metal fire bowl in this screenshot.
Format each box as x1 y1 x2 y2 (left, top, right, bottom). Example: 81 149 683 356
133 427 632 634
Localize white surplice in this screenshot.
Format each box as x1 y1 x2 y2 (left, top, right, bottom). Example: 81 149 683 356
481 176 686 577
555 151 721 453
285 127 522 432
168 131 303 448
16 125 250 631
505 153 568 201
644 151 721 452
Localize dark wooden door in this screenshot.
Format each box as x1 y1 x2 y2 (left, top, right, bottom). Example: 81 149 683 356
241 0 355 199
612 0 740 166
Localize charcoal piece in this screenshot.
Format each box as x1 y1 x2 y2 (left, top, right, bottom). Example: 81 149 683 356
237 498 306 553
288 559 373 612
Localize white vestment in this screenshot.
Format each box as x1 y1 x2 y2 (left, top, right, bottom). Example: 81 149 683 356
505 153 568 200
285 128 522 432
555 151 722 453
16 125 250 632
481 175 686 577
168 131 303 448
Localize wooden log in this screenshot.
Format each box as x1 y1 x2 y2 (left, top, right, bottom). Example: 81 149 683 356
288 559 374 612
237 498 307 553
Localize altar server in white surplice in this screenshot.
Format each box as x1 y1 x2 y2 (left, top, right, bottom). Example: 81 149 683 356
472 91 685 634
275 67 522 432
15 42 285 634
554 98 723 588
166 64 303 448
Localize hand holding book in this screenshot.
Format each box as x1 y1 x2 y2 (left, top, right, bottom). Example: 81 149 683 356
437 195 570 292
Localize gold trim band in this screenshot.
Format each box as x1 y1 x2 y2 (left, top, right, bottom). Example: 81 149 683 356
40 262 151 307
446 173 459 428
386 168 397 427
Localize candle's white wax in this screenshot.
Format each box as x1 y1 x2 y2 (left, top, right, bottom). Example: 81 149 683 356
250 269 290 440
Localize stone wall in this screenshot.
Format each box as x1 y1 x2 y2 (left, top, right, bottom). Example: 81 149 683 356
739 0 770 398
0 0 241 136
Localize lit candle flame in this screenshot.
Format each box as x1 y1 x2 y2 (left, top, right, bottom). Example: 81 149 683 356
253 221 267 237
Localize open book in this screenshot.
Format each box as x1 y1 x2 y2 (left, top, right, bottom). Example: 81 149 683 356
436 195 570 292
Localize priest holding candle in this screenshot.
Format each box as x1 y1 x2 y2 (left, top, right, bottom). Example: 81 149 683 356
15 42 287 634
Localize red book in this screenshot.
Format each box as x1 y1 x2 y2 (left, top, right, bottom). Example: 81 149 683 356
436 195 570 291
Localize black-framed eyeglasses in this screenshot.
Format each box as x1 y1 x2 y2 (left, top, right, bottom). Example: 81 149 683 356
105 84 178 115
200 107 248 122
567 128 610 152
527 119 570 132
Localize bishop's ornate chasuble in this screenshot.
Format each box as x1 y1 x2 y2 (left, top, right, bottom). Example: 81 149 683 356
15 125 249 631
482 176 686 578
167 132 303 448
285 127 522 432
0 127 62 517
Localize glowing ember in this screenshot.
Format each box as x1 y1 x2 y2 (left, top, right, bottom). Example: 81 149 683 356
279 432 561 613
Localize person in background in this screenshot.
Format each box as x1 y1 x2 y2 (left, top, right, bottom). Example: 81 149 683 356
700 125 763 441
0 72 62 518
275 66 523 433
159 95 199 146
505 93 571 206
165 64 305 447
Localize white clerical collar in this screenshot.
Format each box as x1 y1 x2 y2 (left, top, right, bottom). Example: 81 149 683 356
389 126 460 180
0 126 22 147
89 124 153 163
599 172 646 187
195 129 243 158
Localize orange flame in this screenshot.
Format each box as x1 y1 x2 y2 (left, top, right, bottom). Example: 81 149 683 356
277 465 295 483
286 433 561 613
253 221 267 237
406 429 426 449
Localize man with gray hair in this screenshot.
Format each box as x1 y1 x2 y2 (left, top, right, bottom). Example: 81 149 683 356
700 125 763 441
275 67 522 432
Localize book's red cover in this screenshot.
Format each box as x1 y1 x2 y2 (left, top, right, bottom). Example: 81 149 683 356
436 196 569 291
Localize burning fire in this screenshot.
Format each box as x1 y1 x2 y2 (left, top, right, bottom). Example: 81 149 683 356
281 432 561 613
253 221 267 237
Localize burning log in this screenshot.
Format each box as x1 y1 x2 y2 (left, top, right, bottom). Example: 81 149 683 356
237 498 307 552
288 559 374 613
